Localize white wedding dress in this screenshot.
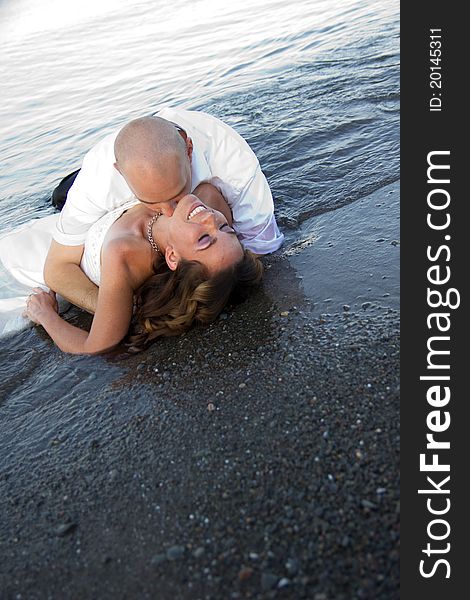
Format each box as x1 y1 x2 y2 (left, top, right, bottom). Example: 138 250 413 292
0 201 137 339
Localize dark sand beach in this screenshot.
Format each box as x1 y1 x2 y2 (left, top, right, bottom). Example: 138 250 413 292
1 182 399 599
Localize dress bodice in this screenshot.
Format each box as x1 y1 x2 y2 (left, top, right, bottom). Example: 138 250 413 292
81 200 138 285
0 201 137 338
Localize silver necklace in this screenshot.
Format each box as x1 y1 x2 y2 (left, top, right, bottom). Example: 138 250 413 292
147 212 162 254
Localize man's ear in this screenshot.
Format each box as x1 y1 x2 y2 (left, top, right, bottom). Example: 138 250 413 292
165 245 179 271
113 161 121 174
186 137 193 162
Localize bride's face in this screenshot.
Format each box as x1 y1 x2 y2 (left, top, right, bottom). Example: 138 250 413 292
157 194 244 275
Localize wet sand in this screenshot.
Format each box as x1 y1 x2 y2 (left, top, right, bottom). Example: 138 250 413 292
0 183 399 600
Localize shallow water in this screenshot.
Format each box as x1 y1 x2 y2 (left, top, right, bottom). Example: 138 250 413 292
0 0 398 226
0 0 399 460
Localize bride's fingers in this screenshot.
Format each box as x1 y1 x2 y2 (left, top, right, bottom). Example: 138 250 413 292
31 287 56 299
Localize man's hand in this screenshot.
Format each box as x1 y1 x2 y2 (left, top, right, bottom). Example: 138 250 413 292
44 240 99 313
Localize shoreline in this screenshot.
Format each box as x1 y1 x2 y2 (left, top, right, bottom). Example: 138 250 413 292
0 184 400 599
285 180 399 315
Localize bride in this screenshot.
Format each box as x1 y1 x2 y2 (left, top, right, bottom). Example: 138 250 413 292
0 183 262 354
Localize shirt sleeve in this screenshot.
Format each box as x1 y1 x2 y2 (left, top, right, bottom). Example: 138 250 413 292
188 111 284 255
231 164 284 255
155 107 284 255
52 130 127 246
53 184 105 246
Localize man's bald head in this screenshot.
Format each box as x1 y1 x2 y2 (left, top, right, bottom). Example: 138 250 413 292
114 116 192 209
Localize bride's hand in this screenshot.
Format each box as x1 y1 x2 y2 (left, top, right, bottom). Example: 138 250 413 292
24 288 58 324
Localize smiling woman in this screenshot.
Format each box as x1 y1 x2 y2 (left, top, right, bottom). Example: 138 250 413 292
151 193 245 276
0 184 263 353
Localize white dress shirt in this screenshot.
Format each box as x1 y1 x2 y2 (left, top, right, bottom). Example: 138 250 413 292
53 107 284 255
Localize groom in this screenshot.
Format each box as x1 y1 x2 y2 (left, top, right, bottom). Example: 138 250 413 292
44 106 284 312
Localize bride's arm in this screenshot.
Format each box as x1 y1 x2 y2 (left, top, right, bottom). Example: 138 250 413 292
27 240 136 354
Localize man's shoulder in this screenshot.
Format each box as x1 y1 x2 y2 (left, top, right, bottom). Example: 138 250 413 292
69 128 130 204
156 106 248 145
155 105 217 126
81 129 119 170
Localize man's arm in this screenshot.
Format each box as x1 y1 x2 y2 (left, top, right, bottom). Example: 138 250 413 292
44 240 99 313
167 108 284 254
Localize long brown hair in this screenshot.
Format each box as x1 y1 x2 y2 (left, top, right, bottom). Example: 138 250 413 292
125 250 263 353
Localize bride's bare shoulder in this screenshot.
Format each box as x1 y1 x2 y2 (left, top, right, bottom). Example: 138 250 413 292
101 231 153 289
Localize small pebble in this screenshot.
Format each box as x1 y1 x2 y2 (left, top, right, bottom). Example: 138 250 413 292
238 566 254 582
280 311 289 317
278 578 290 588
53 522 77 537
207 403 215 412
285 557 300 576
166 545 185 560
261 572 279 591
343 304 350 312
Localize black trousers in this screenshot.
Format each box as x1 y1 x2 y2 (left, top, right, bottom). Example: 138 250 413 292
51 169 81 210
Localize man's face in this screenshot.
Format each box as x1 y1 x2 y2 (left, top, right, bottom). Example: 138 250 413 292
117 133 193 216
